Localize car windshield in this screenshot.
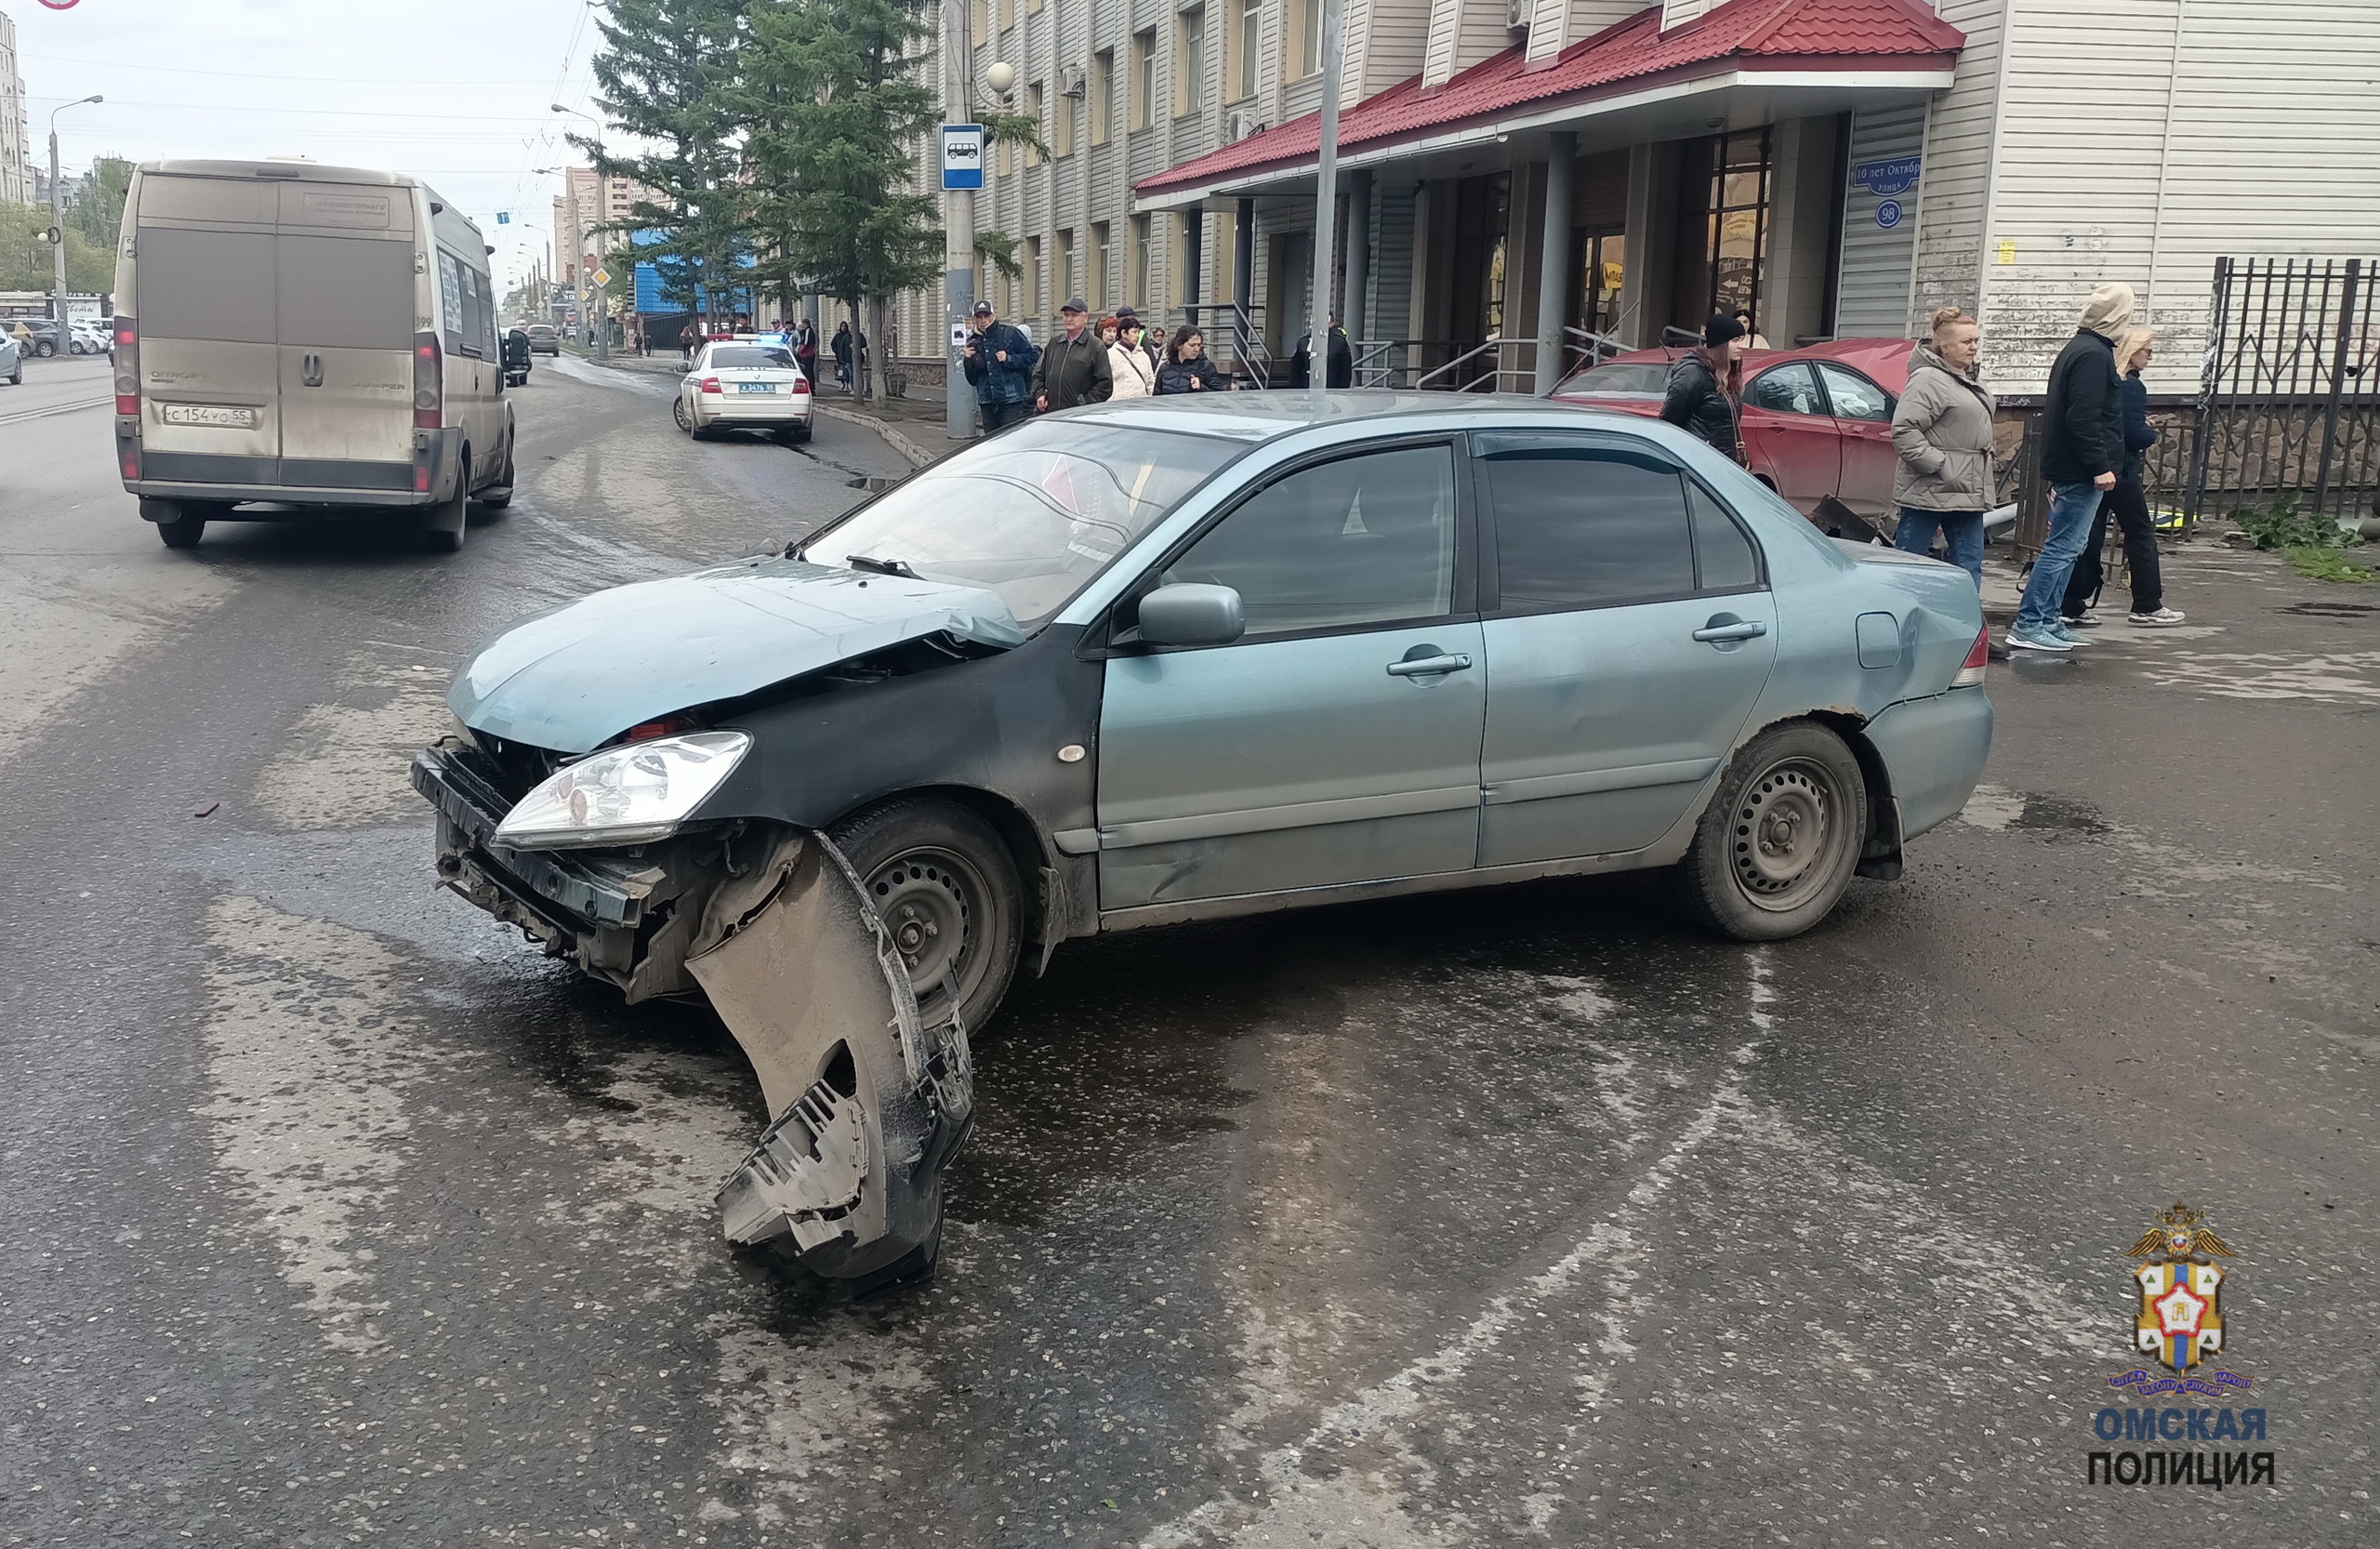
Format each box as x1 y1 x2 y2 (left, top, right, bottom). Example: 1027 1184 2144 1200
706 345 796 370
804 418 1245 626
1557 361 1669 396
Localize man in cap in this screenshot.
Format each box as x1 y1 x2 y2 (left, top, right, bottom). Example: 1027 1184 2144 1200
2008 282 2135 654
960 300 1038 433
1033 297 1114 413
1660 313 1746 459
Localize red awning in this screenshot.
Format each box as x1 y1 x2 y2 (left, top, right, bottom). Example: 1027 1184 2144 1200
1135 0 1964 200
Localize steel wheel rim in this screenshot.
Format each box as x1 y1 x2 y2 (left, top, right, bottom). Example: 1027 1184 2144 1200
1728 757 1846 911
864 845 987 1019
673 397 693 430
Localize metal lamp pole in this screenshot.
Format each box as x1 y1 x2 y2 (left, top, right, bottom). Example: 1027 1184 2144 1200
942 0 977 439
551 106 609 362
49 95 102 357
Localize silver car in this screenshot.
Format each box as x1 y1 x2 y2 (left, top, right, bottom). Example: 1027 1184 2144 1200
415 392 1991 1282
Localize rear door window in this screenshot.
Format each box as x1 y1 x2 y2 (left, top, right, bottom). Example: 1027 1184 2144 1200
1475 433 1696 611
1746 361 1823 416
278 236 415 350
1687 482 1764 590
136 226 277 343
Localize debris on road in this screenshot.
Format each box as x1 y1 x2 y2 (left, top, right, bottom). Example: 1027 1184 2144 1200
193 801 218 817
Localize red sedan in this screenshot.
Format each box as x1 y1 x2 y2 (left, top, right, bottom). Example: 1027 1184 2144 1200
1553 338 1915 532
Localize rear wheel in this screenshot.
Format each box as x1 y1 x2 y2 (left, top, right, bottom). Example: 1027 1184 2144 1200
827 797 1023 1036
33 339 52 358
153 507 205 549
476 440 516 510
1673 721 1867 941
423 457 469 552
672 397 694 433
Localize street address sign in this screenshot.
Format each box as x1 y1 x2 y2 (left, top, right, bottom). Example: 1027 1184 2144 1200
942 125 985 191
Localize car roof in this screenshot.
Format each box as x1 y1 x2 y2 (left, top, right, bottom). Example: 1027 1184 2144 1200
1562 337 1914 393
1064 389 1606 443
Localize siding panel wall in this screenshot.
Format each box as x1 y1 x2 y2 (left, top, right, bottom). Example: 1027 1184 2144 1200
1833 100 1926 337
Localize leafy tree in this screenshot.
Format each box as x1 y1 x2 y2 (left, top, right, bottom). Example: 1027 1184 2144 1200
740 0 941 401
0 202 114 294
582 0 753 331
70 155 134 247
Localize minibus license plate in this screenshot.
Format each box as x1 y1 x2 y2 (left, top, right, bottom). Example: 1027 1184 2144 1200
163 404 260 429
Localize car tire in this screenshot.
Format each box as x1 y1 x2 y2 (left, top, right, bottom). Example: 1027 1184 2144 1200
33 339 52 358
476 441 516 510
7 364 19 386
672 397 694 432
424 457 469 553
1673 720 1867 942
827 796 1024 1037
147 498 205 549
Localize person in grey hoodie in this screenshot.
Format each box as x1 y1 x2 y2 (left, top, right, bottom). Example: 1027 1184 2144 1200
1890 306 1996 588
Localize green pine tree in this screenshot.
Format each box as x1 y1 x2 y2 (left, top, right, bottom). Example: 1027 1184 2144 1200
70 155 134 248
583 0 753 333
740 0 942 401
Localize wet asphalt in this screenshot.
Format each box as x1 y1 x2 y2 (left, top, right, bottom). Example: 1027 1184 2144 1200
1 354 2373 1547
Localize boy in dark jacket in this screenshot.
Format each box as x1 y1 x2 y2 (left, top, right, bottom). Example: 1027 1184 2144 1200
2009 282 2134 653
1660 314 1744 458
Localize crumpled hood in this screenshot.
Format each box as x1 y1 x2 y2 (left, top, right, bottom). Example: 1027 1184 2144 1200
449 558 1025 753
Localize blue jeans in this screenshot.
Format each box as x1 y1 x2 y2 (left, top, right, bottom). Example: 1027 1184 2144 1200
2016 482 2105 630
1894 508 1985 589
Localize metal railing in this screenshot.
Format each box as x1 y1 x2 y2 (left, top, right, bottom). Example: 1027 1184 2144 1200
2185 256 2380 523
1179 300 1274 388
1354 327 1628 393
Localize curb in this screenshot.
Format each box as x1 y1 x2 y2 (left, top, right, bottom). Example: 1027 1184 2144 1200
814 404 941 470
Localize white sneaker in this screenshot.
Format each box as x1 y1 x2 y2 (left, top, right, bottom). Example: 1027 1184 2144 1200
2127 607 2187 626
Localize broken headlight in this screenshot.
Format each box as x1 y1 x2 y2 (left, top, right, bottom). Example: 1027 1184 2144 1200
493 731 750 851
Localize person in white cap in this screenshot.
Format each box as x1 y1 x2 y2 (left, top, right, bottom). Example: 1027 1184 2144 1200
2009 282 2135 654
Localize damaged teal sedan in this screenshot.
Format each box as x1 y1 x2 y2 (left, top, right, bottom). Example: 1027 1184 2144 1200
413 393 1992 1288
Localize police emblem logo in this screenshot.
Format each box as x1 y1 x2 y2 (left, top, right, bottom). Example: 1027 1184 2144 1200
2124 1202 2234 1373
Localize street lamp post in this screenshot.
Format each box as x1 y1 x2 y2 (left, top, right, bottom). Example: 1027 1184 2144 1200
941 0 981 440
49 95 102 359
551 106 609 362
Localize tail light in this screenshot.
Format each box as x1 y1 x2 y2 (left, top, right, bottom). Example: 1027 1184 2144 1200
413 331 443 429
699 376 722 394
120 446 140 480
789 374 809 394
112 314 139 417
1952 625 1990 688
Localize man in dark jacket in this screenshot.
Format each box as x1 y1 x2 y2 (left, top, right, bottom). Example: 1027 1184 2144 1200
1033 297 1113 412
1289 321 1355 388
960 300 1039 433
1660 314 1744 458
2009 282 2134 653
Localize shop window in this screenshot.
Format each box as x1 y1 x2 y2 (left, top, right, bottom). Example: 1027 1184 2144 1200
1569 231 1625 339
1681 128 1772 330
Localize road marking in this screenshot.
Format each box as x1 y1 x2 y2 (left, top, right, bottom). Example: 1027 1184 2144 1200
0 392 112 427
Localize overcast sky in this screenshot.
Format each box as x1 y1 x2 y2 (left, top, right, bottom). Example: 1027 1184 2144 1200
17 0 613 293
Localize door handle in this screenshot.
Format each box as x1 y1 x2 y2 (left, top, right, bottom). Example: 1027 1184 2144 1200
1386 653 1473 677
1692 620 1767 642
300 352 324 388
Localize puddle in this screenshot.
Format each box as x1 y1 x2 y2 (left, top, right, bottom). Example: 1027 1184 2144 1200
2006 791 2111 836
845 475 900 493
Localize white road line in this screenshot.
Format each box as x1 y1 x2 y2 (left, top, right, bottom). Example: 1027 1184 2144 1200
0 392 112 427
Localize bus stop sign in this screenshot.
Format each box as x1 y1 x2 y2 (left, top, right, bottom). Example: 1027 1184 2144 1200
941 126 985 191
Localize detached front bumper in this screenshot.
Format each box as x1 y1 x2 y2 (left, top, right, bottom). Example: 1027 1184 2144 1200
413 738 973 1289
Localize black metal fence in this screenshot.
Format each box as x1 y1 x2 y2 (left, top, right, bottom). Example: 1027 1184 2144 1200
2186 257 2380 523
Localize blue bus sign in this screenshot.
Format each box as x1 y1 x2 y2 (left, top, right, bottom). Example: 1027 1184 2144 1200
942 125 985 191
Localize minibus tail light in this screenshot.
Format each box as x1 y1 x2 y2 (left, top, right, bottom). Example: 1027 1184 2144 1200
112 313 139 417
413 331 443 429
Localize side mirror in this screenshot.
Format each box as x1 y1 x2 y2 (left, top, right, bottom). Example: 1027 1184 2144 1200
1136 583 1244 648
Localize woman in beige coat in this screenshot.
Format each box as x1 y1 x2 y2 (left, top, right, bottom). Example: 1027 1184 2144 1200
1889 306 1997 588
1103 317 1156 400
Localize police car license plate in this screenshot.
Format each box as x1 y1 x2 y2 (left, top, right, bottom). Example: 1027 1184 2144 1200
736 382 774 394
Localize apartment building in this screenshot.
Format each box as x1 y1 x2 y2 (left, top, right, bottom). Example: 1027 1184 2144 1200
0 10 32 205
550 167 657 289
903 0 2380 394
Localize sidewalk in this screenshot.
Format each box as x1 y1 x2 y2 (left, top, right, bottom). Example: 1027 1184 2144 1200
562 344 950 468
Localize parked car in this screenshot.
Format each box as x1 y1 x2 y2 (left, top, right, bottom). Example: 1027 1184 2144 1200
524 323 560 356
18 318 83 357
674 338 813 441
114 158 519 551
0 334 21 385
1554 338 2010 538
71 322 112 356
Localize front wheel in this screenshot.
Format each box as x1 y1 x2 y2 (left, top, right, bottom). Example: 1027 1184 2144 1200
1673 722 1867 941
33 339 52 358
827 797 1023 1036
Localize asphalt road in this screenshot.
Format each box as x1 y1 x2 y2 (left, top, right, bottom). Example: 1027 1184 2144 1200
2 357 2373 1547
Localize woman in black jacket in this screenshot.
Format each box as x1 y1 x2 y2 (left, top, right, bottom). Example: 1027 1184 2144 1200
1660 313 1745 458
2061 328 2182 625
1156 328 1227 394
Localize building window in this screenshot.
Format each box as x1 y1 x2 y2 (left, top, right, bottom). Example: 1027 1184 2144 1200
1230 0 1260 103
1130 213 1151 306
1027 0 1042 12
1025 235 1041 317
998 0 1013 31
1091 49 1114 145
1131 29 1157 132
972 0 988 46
1054 78 1077 157
1177 7 1207 116
1296 0 1321 79
997 127 1012 178
1056 230 1075 308
1092 221 1112 309
1683 127 1772 327
1025 84 1044 166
